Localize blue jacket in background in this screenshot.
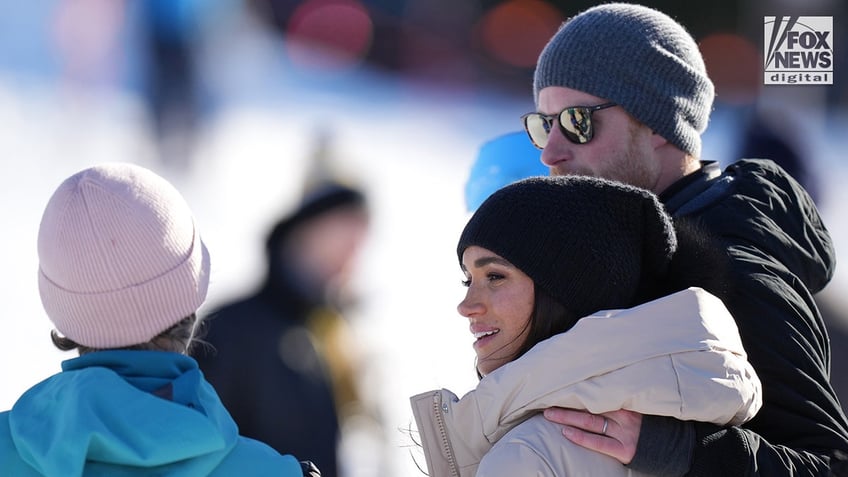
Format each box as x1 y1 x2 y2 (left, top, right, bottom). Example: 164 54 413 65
0 350 304 476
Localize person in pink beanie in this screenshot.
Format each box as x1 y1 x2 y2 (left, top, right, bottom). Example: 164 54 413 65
0 163 319 477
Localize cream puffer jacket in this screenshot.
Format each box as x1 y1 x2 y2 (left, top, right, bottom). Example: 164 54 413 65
410 288 762 477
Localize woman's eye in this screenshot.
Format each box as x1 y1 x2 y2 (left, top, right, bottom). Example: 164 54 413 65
461 270 504 287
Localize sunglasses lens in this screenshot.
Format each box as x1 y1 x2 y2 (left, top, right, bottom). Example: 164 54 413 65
559 107 594 144
523 114 551 149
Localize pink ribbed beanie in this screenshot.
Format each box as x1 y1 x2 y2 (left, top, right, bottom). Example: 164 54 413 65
37 163 210 349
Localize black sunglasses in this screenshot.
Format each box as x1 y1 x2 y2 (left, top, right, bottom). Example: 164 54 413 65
521 102 617 149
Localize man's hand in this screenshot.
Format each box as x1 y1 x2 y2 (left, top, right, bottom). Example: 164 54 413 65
543 408 642 464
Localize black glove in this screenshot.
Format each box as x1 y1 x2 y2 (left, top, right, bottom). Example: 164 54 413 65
300 460 321 477
627 414 694 476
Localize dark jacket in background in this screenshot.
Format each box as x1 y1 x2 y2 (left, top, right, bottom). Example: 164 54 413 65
196 265 340 477
660 159 848 476
197 182 365 477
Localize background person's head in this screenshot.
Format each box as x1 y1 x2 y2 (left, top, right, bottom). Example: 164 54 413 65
38 163 210 355
265 180 370 306
528 3 714 193
456 175 677 376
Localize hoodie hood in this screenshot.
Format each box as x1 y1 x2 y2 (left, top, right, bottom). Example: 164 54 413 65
722 159 834 292
7 351 239 476
663 159 834 293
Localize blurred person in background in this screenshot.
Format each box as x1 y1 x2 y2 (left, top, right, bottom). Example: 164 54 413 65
138 0 204 171
196 144 373 477
737 108 819 203
523 3 848 474
0 163 319 476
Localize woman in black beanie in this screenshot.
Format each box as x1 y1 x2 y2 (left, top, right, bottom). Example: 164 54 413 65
410 175 761 476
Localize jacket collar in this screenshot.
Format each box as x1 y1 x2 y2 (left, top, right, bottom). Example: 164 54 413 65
659 160 722 214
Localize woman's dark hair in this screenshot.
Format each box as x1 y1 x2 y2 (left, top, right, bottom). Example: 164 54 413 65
51 314 204 355
514 286 577 362
476 286 576 379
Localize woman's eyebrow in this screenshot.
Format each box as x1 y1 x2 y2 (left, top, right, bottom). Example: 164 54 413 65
473 256 512 268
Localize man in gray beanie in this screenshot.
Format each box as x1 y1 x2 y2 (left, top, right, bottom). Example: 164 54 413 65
523 3 848 476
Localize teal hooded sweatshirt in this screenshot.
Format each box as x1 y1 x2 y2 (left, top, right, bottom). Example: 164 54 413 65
0 350 304 476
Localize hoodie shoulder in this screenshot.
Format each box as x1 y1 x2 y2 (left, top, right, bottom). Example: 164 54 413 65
697 159 834 292
0 411 42 476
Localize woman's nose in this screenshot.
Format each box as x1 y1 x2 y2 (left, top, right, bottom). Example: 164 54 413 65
457 289 484 317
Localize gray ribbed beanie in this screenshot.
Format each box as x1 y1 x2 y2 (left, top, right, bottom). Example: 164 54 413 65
457 175 677 320
534 3 714 157
38 163 210 349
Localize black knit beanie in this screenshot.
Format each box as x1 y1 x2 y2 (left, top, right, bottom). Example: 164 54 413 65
457 176 677 319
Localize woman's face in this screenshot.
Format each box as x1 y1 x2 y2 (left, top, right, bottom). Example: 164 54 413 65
458 245 535 376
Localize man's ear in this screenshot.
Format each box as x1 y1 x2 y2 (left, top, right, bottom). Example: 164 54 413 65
650 131 669 149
